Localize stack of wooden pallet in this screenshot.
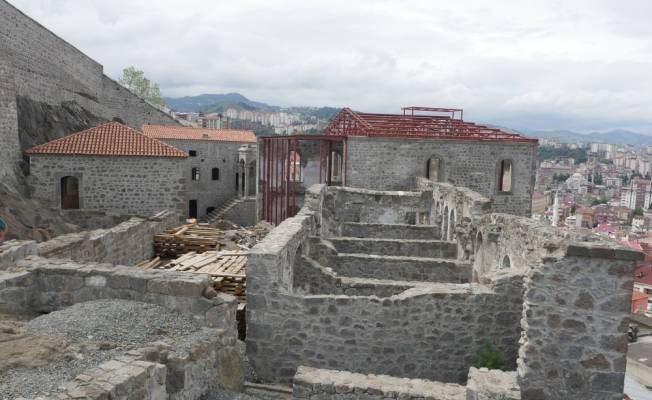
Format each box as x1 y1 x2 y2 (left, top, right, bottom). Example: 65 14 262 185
153 224 223 258
138 250 247 303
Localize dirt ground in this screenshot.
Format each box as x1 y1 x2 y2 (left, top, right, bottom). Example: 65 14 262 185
0 312 73 373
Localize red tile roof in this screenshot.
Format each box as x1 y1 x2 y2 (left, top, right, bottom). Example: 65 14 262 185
142 125 256 143
26 122 188 158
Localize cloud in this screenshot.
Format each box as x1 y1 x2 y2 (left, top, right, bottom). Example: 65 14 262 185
9 0 652 132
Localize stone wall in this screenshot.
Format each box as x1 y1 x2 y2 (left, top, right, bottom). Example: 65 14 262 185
0 57 20 184
29 154 186 217
346 136 537 216
0 257 237 335
247 185 524 384
467 214 643 399
36 211 178 266
292 366 466 400
320 186 433 237
0 0 177 184
157 138 250 219
52 328 243 400
0 239 37 270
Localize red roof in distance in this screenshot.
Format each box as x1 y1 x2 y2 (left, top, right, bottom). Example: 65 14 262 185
324 107 537 143
25 122 188 158
143 125 256 143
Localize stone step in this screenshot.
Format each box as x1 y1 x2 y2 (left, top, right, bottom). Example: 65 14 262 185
326 236 457 259
322 252 471 283
341 222 441 240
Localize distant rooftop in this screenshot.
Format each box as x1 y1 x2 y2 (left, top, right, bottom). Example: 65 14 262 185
143 125 256 143
324 107 537 142
26 122 188 158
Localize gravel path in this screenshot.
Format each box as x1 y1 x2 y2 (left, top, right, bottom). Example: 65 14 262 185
0 299 203 399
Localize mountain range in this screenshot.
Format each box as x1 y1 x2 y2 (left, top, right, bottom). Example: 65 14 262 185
163 93 652 146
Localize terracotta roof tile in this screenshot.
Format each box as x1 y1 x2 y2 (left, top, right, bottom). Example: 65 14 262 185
26 122 188 158
142 125 256 143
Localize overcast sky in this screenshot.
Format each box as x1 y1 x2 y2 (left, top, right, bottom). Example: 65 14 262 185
10 0 652 133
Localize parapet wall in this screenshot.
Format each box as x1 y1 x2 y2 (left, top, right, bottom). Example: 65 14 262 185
0 257 237 335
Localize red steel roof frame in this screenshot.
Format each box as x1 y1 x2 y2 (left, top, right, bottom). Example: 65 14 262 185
323 107 538 143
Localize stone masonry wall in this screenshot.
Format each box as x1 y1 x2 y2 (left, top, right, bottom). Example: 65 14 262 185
51 328 243 400
36 211 178 266
0 257 237 335
320 186 433 237
517 247 642 400
346 136 537 216
29 154 186 217
292 366 466 400
247 185 524 384
0 0 177 183
0 57 20 184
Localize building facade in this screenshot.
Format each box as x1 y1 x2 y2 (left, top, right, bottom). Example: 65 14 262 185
27 122 187 217
143 125 256 219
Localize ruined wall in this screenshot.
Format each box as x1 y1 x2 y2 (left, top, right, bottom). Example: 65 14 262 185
0 258 237 335
247 185 524 384
320 186 433 237
52 328 243 400
156 138 248 218
36 212 178 266
293 366 466 400
29 154 186 218
345 136 537 216
517 247 641 400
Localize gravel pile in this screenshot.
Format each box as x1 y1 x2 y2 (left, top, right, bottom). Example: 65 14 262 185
28 299 202 344
1 299 203 399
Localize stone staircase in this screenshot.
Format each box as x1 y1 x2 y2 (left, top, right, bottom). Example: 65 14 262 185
203 198 243 223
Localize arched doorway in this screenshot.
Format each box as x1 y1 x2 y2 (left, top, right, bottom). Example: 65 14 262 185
60 176 79 209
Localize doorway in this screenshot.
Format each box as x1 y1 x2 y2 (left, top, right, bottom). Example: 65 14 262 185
60 176 79 209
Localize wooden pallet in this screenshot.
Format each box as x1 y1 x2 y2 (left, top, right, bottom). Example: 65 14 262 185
153 223 224 258
139 250 248 303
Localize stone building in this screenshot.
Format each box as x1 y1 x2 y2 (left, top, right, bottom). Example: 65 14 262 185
257 107 539 225
27 122 187 217
142 125 257 220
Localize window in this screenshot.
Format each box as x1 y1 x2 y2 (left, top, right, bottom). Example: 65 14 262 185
191 167 200 181
212 168 220 180
502 255 511 269
189 150 197 157
498 160 512 192
426 157 441 181
235 173 239 190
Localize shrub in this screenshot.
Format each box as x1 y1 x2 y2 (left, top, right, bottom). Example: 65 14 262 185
472 341 506 370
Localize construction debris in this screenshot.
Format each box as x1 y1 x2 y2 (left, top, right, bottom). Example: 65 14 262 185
138 250 247 303
153 224 223 258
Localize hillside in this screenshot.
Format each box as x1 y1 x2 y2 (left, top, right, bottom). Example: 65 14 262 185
163 93 274 113
527 129 652 146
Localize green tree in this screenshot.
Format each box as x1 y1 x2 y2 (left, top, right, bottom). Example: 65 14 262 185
634 208 644 216
118 66 165 107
